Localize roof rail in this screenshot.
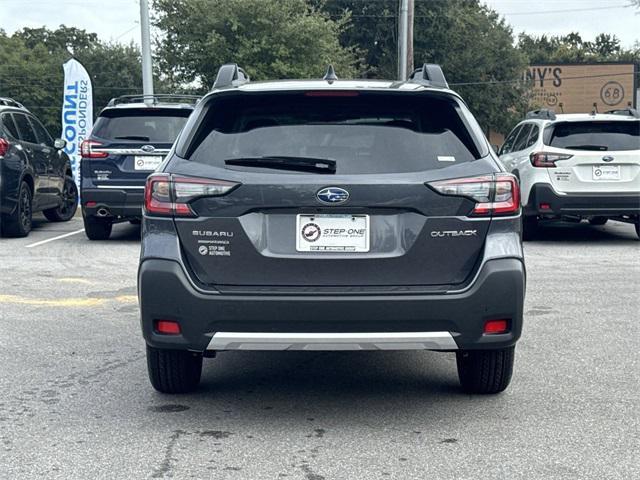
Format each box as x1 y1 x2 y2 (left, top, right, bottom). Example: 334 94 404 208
212 64 250 90
408 64 448 88
0 97 26 109
605 108 640 119
107 94 201 107
525 109 556 121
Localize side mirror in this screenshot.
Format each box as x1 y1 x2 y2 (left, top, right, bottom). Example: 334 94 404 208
54 138 66 150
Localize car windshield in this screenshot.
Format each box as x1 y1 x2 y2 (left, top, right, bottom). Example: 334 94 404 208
186 92 487 174
92 108 191 143
545 120 640 151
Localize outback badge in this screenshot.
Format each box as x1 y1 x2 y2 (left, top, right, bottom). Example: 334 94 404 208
317 187 349 204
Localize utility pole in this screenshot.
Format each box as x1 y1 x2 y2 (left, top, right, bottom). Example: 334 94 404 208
139 0 154 103
398 0 409 80
407 0 414 76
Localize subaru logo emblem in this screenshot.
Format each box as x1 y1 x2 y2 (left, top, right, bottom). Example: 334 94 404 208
602 155 614 162
141 145 155 153
317 187 349 204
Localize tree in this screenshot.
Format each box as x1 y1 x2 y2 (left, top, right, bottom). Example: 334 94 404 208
0 27 154 135
153 0 362 90
316 0 528 133
517 32 638 63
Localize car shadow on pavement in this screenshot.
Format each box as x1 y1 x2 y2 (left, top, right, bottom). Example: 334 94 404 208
157 350 483 425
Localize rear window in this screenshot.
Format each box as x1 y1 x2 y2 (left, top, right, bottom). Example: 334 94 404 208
545 121 640 151
93 108 191 143
186 92 487 174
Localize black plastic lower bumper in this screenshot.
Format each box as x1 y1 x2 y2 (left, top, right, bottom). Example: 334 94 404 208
525 183 640 217
81 187 144 219
138 257 525 352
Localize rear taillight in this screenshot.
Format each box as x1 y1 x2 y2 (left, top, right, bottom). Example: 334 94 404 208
0 138 9 156
428 174 520 217
80 140 108 159
529 152 572 168
144 173 240 217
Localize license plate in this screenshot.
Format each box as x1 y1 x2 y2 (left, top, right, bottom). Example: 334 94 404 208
296 214 370 252
592 165 620 181
134 155 163 171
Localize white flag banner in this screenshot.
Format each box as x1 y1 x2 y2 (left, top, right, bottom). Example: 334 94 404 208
61 58 93 190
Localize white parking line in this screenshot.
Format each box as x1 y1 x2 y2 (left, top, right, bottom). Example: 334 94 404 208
25 228 85 248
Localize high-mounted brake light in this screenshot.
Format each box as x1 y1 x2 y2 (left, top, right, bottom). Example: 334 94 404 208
0 138 9 156
529 152 572 168
427 174 520 217
80 140 108 159
144 173 240 217
304 91 359 97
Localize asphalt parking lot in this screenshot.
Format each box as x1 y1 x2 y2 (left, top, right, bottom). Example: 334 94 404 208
1 215 639 480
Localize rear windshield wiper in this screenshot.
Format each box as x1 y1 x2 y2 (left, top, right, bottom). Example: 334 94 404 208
114 135 151 141
563 145 608 151
224 156 336 174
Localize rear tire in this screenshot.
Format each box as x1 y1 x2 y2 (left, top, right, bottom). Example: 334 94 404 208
146 345 203 394
83 214 112 240
43 176 78 222
588 216 608 226
635 217 640 240
456 346 515 394
521 215 538 241
1 181 32 237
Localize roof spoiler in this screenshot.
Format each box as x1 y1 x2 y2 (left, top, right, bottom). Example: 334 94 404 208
212 64 250 90
605 107 640 119
107 94 201 107
526 109 556 121
408 64 448 88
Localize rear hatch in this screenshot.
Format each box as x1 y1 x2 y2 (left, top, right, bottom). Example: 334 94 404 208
543 119 640 193
167 90 503 290
85 107 192 186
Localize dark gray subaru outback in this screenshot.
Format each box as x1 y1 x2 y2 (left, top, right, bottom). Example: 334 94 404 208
138 64 525 394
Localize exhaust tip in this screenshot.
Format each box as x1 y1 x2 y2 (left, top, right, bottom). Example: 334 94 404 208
96 207 110 217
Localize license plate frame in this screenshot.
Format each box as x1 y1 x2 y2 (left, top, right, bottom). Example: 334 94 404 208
296 214 370 252
134 155 163 171
592 164 620 181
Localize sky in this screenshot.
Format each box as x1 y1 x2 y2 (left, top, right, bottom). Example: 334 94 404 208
0 0 638 49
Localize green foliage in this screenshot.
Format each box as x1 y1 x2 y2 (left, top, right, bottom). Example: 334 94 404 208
517 32 640 64
153 0 362 90
0 27 148 135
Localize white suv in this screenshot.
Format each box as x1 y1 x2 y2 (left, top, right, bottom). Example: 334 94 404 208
498 109 640 239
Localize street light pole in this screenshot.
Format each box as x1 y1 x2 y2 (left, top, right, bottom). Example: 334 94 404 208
398 0 408 81
139 0 154 103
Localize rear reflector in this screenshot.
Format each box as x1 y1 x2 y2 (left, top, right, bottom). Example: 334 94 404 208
427 173 520 217
484 319 509 334
539 202 552 211
155 320 181 335
85 201 97 208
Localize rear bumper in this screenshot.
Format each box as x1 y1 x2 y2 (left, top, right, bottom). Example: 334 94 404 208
81 186 144 219
138 257 525 352
525 183 640 217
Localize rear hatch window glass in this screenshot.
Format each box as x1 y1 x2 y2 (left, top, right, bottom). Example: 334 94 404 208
93 108 191 143
544 121 640 151
186 92 487 174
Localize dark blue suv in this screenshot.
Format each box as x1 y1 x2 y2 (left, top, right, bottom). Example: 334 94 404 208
80 95 198 240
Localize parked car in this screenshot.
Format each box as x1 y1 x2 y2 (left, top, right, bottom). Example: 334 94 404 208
80 94 199 240
498 108 640 239
138 64 525 395
0 97 77 237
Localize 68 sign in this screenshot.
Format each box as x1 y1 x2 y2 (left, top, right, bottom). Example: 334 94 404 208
600 81 625 106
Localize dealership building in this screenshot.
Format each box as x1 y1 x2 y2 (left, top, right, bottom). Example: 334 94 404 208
489 62 638 146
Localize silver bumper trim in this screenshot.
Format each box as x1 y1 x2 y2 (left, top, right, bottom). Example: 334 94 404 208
207 331 458 351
